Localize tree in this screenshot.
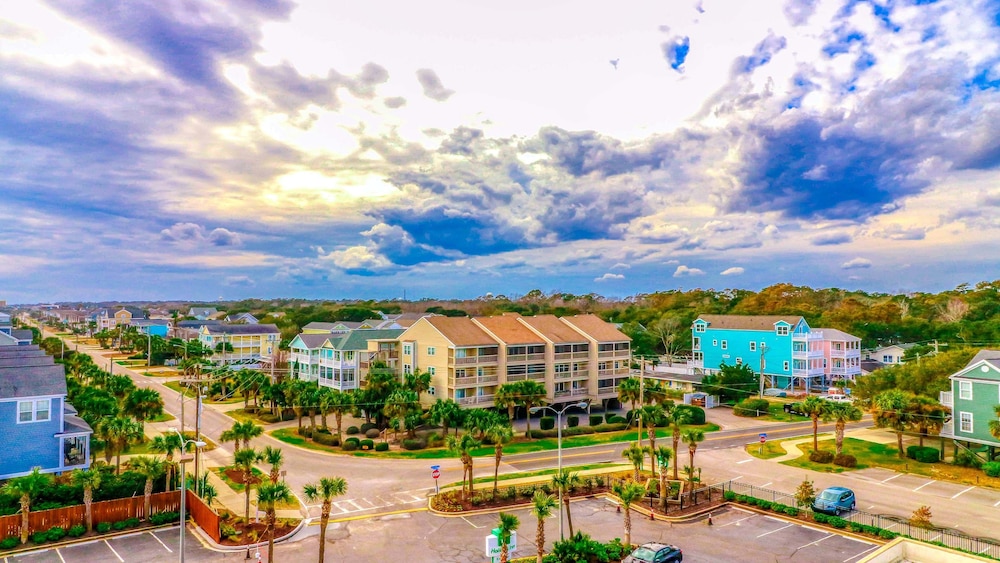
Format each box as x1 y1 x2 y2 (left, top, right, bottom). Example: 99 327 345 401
639 404 664 475
98 417 142 473
326 389 354 440
530 491 558 563
383 389 420 440
263 446 284 484
908 395 949 447
73 469 102 533
517 381 548 439
429 398 465 437
611 480 646 548
871 389 915 459
404 370 431 396
701 363 759 402
123 388 164 433
617 378 642 421
681 428 705 498
649 314 687 364
303 477 348 563
827 402 863 456
150 433 185 489
129 456 165 521
801 396 832 452
621 443 648 481
485 422 514 495
1 468 52 543
665 406 692 480
910 505 934 529
654 446 673 511
990 405 1000 441
106 374 137 406
794 478 816 508
496 512 520 563
234 447 263 520
446 434 481 500
220 420 263 452
643 380 669 406
494 383 520 424
257 481 293 563
550 470 581 538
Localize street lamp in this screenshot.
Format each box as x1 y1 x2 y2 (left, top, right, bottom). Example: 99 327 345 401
168 427 206 563
529 401 588 541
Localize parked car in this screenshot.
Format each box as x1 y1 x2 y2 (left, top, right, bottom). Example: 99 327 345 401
812 486 856 515
783 402 806 416
623 542 683 563
825 394 853 403
763 388 787 398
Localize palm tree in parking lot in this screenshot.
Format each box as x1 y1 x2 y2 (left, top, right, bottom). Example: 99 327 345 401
496 512 519 563
550 470 581 538
611 480 647 549
257 481 293 563
1 468 52 544
73 469 102 533
530 491 558 563
303 476 348 563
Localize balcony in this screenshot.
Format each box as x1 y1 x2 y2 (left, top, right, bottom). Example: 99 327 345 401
555 371 574 380
940 391 952 408
598 350 629 359
792 348 825 360
449 374 499 387
452 355 498 366
595 386 618 397
571 388 589 397
792 367 826 378
829 348 861 359
528 373 546 382
941 419 954 438
507 353 546 362
457 394 495 407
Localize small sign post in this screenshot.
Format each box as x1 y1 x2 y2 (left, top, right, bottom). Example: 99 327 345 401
759 433 767 455
431 465 441 495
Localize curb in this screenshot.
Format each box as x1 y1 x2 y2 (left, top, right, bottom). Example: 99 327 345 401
0 522 183 558
724 503 888 545
188 517 308 552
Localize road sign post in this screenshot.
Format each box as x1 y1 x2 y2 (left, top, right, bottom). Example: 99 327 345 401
759 433 766 455
431 465 441 495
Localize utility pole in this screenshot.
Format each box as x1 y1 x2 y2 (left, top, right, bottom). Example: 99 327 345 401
758 344 768 398
194 366 203 497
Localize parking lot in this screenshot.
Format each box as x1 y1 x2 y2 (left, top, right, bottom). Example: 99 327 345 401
2 527 237 563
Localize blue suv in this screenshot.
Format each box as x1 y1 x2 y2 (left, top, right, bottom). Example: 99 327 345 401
812 486 856 515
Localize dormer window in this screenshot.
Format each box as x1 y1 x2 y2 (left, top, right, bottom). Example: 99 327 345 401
694 323 706 333
776 326 789 336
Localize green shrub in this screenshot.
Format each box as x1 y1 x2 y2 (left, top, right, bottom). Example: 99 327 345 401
31 530 49 544
360 439 374 450
0 536 19 549
150 511 179 525
784 507 799 516
954 451 983 468
906 445 922 459
313 432 339 447
364 428 381 439
605 412 618 423
297 426 313 438
111 521 126 531
360 422 378 433
401 438 426 450
724 490 737 501
67 524 86 538
500 487 517 501
374 442 389 452
539 416 555 430
809 450 834 463
676 405 705 424
220 523 239 540
833 454 858 468
914 448 940 463
46 527 66 542
567 415 579 428
827 516 847 528
346 426 360 435
589 414 603 426
813 513 828 524
983 461 1000 477
734 398 770 417
344 436 360 446
592 422 628 433
96 522 112 533
342 441 358 451
878 529 898 539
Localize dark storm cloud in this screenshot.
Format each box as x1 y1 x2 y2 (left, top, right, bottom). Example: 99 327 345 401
415 68 455 101
527 127 676 177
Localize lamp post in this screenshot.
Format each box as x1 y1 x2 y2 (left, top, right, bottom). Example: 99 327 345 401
529 401 588 541
168 427 205 563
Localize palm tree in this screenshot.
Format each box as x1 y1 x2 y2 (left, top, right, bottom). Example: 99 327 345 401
263 446 284 484
123 388 165 434
871 389 916 459
130 456 166 520
497 512 519 563
98 416 142 473
639 404 664 475
550 470 581 538
654 446 673 511
617 378 642 423
1 468 52 543
446 434 481 500
303 477 348 563
383 389 420 440
494 383 520 424
990 405 1000 441
530 491 557 563
404 370 432 396
150 433 185 489
611 480 647 549
665 405 691 480
517 381 548 440
73 469 102 533
220 420 263 452
429 398 464 437
681 428 705 497
485 422 514 496
622 443 648 481
644 380 669 406
801 396 832 452
257 481 293 563
234 447 263 520
908 395 949 447
828 402 863 456
326 389 353 440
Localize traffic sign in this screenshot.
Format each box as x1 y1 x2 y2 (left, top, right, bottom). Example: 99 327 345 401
431 469 440 479
759 433 767 443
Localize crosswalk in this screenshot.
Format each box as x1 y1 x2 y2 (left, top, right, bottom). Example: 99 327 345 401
307 488 432 516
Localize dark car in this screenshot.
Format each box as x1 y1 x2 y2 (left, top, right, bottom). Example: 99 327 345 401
812 486 856 515
623 542 683 563
783 402 806 416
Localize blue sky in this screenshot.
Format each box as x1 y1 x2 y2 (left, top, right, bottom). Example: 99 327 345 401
2 0 999 303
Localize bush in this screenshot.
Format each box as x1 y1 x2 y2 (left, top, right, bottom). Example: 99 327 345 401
954 451 983 468
915 448 940 464
539 416 555 431
591 422 628 433
676 404 706 424
0 536 19 549
67 524 86 538
360 439 374 450
346 426 360 435
589 414 603 426
365 428 381 439
344 436 361 446
150 511 179 525
342 441 358 451
983 461 1000 477
605 412 618 424
567 415 579 428
297 426 313 438
724 490 737 501
784 507 799 516
833 454 857 468
360 422 378 433
879 529 898 539
96 522 112 533
734 398 770 417
313 432 340 447
220 523 239 540
401 438 427 450
809 450 834 463
813 513 828 524
31 530 49 544
46 526 66 542
375 442 389 452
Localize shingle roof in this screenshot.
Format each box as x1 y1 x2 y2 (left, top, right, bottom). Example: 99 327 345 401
0 345 45 358
424 317 499 346
291 334 331 349
0 355 54 367
473 314 545 345
177 320 222 328
518 315 588 343
60 414 93 435
696 314 804 331
560 314 630 342
966 349 1000 370
0 364 67 399
331 329 406 351
812 328 860 341
203 323 279 335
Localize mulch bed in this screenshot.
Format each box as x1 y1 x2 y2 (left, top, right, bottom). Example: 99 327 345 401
217 515 297 546
224 468 262 486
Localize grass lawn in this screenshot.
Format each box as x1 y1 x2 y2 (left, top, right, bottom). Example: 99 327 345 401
150 412 176 423
451 463 633 488
757 404 811 423
214 466 266 493
162 381 246 404
745 440 788 460
270 423 720 459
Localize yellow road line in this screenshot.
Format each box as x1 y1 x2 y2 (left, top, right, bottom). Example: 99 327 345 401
325 506 428 523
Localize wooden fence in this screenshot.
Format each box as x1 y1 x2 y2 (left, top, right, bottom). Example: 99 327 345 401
0 491 180 539
185 489 221 543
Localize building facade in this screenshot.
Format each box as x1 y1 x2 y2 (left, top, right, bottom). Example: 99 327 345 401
198 324 280 366
939 350 1000 459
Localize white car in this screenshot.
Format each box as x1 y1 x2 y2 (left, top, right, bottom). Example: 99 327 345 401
825 394 853 403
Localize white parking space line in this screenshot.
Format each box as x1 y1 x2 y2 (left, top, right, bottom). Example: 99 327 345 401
799 534 834 549
104 540 125 563
732 475 744 480
914 480 935 491
760 482 772 488
757 523 794 538
844 546 880 562
994 499 1000 507
461 516 487 529
952 486 975 499
881 474 902 484
55 548 66 563
718 515 756 527
150 531 173 553
736 459 754 464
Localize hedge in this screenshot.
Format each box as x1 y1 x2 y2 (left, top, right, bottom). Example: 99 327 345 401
833 454 857 468
906 445 940 464
346 426 360 435
313 433 340 447
539 416 555 431
983 461 1000 477
733 398 770 417
342 442 358 451
360 422 378 433
809 450 834 463
401 438 427 450
676 405 705 424
360 439 374 450
589 414 604 426
567 415 579 428
375 442 389 452
365 428 381 439
528 422 627 439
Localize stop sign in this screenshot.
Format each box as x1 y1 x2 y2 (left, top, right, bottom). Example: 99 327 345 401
432 469 441 479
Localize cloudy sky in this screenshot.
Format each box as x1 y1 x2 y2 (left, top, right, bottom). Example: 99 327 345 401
2 0 999 303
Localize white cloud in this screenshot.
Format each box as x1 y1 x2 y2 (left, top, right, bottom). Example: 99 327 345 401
595 273 625 282
841 257 873 270
720 267 745 276
673 265 705 277
611 263 630 270
322 245 391 272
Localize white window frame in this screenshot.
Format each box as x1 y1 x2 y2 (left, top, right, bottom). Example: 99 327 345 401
783 361 790 371
776 326 789 336
959 380 973 400
403 344 412 356
693 337 701 350
960 411 973 433
17 399 51 424
721 340 728 350
427 346 436 356
428 366 436 375
712 339 718 347
694 324 705 333
749 341 756 352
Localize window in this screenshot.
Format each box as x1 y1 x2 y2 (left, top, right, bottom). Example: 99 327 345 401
960 412 973 433
749 341 756 352
735 357 742 365
428 366 436 376
17 399 51 423
883 355 892 363
427 346 436 356
428 386 436 396
403 344 412 356
959 380 973 400
721 340 728 350
776 326 789 336
693 337 701 350
555 363 570 373
694 324 705 333
712 339 718 347
403 364 412 375
783 361 790 371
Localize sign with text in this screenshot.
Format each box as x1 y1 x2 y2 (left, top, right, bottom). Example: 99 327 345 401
485 531 517 557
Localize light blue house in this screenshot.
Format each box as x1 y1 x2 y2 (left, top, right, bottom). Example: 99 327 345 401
131 318 170 338
0 345 91 479
691 315 859 391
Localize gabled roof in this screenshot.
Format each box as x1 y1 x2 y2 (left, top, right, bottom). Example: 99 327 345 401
0 355 54 367
0 364 67 399
177 320 222 329
560 314 630 342
60 414 93 435
517 315 587 343
422 317 499 347
290 334 331 350
202 323 279 335
303 321 363 332
132 319 170 327
329 329 406 351
474 314 544 345
0 345 44 358
812 328 860 341
952 349 1000 381
695 314 805 331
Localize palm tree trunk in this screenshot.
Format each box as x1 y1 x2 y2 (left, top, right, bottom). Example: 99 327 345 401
564 496 575 537
659 473 668 511
835 422 845 456
536 519 545 563
84 489 94 533
335 413 343 440
493 447 501 496
244 479 252 520
267 512 276 563
648 429 657 476
813 415 819 451
896 430 905 459
19 496 29 544
144 480 153 520
624 507 632 548
672 434 680 480
500 544 509 563
319 504 330 563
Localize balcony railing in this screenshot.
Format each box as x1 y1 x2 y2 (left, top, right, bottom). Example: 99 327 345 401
792 367 825 377
449 375 499 387
507 353 546 362
505 374 526 382
571 388 589 397
457 394 495 406
941 420 954 438
594 386 618 396
452 355 498 366
555 372 574 380
792 349 825 359
940 391 952 407
598 350 629 359
554 389 571 398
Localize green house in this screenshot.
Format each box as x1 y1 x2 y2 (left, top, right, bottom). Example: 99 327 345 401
939 350 1000 460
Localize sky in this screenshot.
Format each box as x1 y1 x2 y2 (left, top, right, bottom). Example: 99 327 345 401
2 0 999 304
